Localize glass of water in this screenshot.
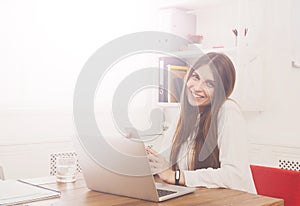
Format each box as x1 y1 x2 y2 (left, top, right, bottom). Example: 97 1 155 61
56 156 77 183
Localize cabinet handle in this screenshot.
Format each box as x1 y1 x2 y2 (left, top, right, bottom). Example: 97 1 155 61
292 61 300 68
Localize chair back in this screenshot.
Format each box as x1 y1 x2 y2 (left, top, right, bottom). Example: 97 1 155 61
250 165 300 206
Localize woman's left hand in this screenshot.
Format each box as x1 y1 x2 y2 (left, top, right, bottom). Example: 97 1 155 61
146 147 174 184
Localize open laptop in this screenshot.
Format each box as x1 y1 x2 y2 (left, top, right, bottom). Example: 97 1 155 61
74 135 195 202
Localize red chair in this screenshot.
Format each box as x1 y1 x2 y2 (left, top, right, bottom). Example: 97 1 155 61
250 165 300 206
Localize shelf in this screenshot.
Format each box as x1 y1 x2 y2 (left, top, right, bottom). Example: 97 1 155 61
159 0 237 11
157 102 181 107
170 47 237 59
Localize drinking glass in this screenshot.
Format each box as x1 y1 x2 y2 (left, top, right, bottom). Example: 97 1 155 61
56 156 77 183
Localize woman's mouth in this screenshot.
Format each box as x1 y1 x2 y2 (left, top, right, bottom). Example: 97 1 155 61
191 91 205 99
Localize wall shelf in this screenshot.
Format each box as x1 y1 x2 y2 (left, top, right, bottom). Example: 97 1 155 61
159 0 237 11
170 47 237 59
157 102 180 107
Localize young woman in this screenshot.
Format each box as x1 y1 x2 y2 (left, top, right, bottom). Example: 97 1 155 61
147 52 256 193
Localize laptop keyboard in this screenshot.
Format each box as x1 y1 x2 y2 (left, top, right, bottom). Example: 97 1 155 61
157 189 177 197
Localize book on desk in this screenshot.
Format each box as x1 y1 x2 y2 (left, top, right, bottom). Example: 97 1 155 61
0 179 60 205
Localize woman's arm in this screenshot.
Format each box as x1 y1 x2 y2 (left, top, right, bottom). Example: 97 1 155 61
183 101 256 193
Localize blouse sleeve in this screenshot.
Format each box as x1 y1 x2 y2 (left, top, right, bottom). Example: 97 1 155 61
183 100 256 193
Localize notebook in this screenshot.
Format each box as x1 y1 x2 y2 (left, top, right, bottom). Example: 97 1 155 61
0 179 60 205
74 135 195 202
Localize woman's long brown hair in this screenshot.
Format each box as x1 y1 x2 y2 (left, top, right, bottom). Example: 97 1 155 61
170 52 236 170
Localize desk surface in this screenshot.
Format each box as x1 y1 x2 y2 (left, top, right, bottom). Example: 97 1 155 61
24 175 283 206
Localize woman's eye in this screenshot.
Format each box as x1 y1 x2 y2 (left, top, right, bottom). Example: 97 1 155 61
206 81 215 88
191 73 199 80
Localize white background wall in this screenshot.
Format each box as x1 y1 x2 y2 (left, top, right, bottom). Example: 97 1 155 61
0 0 299 179
243 0 300 166
0 0 162 178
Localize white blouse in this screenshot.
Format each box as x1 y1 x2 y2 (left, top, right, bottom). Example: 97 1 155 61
158 100 256 193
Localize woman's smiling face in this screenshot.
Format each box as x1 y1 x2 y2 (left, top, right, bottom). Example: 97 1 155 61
186 64 216 107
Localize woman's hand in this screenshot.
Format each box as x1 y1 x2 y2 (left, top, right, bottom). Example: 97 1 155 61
146 147 175 184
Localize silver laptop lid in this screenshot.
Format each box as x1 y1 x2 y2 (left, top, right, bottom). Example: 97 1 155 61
74 135 195 202
74 135 160 202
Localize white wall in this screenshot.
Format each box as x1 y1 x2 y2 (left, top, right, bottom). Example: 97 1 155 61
0 0 162 179
244 0 300 166
0 0 161 108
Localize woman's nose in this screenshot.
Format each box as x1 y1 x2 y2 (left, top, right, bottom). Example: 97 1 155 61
194 80 205 91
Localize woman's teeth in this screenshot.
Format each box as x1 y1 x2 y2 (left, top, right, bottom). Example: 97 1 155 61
192 92 204 98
